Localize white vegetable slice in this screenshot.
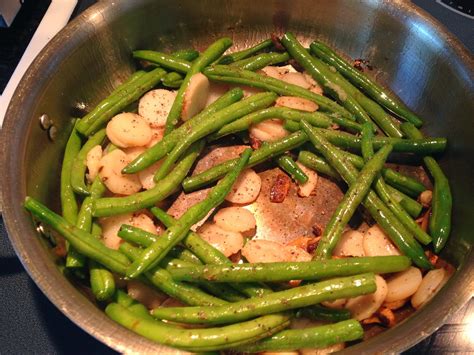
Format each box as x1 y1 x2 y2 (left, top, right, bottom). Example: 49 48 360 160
345 275 388 321
213 207 256 234
363 224 401 257
304 74 324 95
296 162 319 197
249 119 288 142
225 168 262 204
385 267 423 303
280 72 312 89
127 280 167 309
138 159 163 190
241 239 290 263
146 127 165 148
123 146 146 161
182 72 210 120
411 268 448 309
106 112 152 148
286 245 312 262
198 223 244 257
205 83 229 107
86 145 103 183
333 230 365 257
419 190 433 207
275 96 318 112
138 89 177 128
98 149 142 195
300 343 345 355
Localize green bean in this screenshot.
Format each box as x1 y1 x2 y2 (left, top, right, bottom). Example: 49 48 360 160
76 178 115 301
401 123 452 252
119 243 227 307
171 48 200 61
208 107 332 141
119 222 272 298
295 305 351 323
106 303 291 352
310 41 424 127
314 140 393 258
281 32 376 130
317 128 446 155
61 122 84 268
203 65 353 118
109 71 147 96
168 256 409 283
297 150 340 179
309 54 404 138
154 92 276 181
93 141 203 217
151 273 376 324
120 242 245 303
123 87 243 174
126 149 251 278
301 124 432 269
70 129 107 195
89 260 116 301
282 121 445 155
361 123 431 245
297 150 423 217
133 50 191 73
161 71 183 88
25 197 131 274
164 37 232 133
77 68 167 136
183 130 308 192
232 52 291 71
218 39 273 64
113 289 157 321
61 122 81 224
276 155 308 183
236 319 363 352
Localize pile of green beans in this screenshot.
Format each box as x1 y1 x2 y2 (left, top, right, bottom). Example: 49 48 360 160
23 33 453 353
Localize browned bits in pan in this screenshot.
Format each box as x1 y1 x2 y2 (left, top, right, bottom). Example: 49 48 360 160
270 173 291 203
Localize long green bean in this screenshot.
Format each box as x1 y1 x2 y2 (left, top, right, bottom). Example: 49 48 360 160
314 142 393 258
232 52 291 71
106 303 291 352
61 122 84 268
310 54 404 137
401 123 452 252
132 50 191 73
301 124 432 269
203 65 353 118
164 37 232 133
93 141 203 217
70 129 107 195
310 41 424 127
218 39 273 64
151 273 376 324
161 71 183 88
126 149 252 278
361 123 432 245
154 92 276 181
281 32 376 130
236 319 363 352
123 87 243 174
168 256 409 283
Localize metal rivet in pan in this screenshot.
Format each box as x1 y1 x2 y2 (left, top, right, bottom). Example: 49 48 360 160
48 125 58 141
39 114 52 130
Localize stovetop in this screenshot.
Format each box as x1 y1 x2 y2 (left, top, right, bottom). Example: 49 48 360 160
0 1 472 354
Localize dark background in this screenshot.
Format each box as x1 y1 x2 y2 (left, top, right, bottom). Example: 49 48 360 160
1 0 472 353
